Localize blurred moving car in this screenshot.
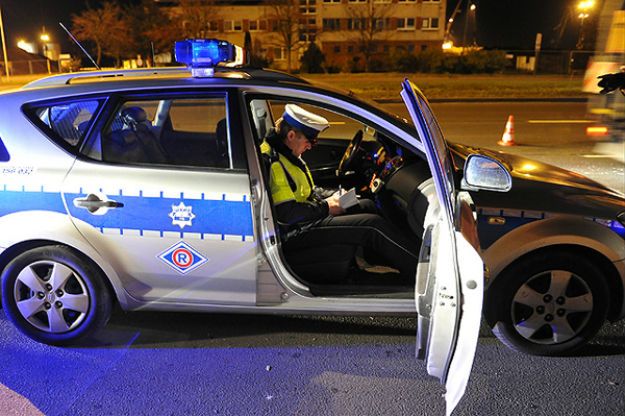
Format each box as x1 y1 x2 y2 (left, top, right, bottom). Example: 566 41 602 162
0 39 514 414
583 3 625 162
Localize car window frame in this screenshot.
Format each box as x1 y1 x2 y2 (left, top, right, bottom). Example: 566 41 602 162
22 95 108 156
241 91 425 160
79 88 248 172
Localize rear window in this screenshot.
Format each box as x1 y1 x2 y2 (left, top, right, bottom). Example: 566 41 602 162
27 99 103 151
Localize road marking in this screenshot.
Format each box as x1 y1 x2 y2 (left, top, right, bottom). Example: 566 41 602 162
582 154 615 158
0 383 43 416
527 120 593 124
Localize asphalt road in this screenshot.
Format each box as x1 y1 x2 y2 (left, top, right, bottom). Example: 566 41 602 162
0 101 624 416
404 101 623 194
0 311 623 416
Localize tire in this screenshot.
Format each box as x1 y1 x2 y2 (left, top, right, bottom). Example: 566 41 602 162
484 250 609 356
1 245 112 346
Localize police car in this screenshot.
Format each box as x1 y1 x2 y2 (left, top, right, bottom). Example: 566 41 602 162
0 39 513 415
0 36 616 408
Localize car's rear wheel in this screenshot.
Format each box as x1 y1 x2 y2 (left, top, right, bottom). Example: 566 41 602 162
1 246 112 346
485 251 609 356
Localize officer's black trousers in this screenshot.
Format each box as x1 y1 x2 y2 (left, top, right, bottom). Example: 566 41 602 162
285 210 420 281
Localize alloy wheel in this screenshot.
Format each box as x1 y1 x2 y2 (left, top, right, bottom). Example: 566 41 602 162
12 260 90 334
511 269 593 345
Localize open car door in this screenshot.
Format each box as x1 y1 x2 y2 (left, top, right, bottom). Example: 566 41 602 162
401 79 484 416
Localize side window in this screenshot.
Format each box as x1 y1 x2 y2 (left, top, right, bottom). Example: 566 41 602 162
86 96 231 169
29 100 101 150
262 100 378 142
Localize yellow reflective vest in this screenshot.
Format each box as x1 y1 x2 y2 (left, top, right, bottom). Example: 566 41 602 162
261 141 316 205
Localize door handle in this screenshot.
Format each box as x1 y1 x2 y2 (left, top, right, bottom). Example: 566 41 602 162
73 194 124 213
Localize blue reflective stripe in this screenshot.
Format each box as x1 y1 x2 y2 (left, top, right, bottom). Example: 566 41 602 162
477 214 538 250
0 190 65 216
0 189 253 238
65 193 253 237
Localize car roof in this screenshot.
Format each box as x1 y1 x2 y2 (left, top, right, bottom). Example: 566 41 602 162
21 66 310 90
8 65 368 108
8 65 385 118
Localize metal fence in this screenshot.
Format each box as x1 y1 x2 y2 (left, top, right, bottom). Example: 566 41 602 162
1 59 56 76
1 52 598 76
505 50 595 75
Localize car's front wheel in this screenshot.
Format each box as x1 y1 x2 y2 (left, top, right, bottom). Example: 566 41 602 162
1 245 112 346
485 251 609 356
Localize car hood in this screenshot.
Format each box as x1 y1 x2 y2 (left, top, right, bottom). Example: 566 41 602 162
449 143 625 218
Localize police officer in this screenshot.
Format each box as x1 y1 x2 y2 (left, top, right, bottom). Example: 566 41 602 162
261 104 418 281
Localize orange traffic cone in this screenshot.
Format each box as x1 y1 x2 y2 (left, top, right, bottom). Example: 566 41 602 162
498 115 516 146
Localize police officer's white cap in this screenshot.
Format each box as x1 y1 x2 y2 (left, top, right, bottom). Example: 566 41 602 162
283 104 329 140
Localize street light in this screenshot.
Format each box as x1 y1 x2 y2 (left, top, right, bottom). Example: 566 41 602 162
40 30 51 74
462 1 476 49
443 0 462 50
576 0 595 49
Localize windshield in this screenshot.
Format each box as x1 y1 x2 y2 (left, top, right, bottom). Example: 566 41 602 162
304 77 415 128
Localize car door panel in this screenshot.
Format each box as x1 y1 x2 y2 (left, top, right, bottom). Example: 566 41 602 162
401 79 482 415
444 231 483 414
62 92 258 306
63 164 257 305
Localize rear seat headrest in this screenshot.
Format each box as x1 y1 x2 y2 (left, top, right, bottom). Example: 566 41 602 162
121 107 150 131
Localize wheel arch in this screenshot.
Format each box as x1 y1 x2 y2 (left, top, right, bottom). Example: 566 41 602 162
0 239 122 311
482 216 625 320
486 244 624 322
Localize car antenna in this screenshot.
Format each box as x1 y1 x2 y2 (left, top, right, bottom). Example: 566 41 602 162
58 22 101 70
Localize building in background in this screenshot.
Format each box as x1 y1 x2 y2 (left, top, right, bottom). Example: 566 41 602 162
1 46 49 76
157 0 445 71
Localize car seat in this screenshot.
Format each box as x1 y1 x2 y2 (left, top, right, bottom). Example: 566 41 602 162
260 150 357 284
104 106 169 164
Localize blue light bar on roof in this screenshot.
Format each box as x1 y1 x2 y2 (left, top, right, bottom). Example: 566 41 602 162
174 39 237 77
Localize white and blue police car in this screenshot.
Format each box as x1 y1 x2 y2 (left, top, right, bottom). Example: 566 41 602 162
0 38 618 411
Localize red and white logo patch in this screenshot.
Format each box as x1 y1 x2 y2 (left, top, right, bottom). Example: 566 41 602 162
158 241 208 274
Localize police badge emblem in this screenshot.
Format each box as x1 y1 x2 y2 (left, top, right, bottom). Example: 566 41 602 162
169 202 196 229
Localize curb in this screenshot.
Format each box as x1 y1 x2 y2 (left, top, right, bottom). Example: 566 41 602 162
374 97 588 104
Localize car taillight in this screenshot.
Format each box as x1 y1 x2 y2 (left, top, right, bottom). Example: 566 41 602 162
586 125 609 137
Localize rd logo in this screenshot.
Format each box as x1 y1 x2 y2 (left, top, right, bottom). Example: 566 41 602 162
158 241 207 274
172 248 193 268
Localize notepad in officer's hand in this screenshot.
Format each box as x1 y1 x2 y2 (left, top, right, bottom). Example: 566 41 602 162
338 188 358 209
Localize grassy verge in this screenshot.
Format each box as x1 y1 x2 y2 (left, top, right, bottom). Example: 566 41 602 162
0 75 43 92
1 72 586 100
302 73 586 100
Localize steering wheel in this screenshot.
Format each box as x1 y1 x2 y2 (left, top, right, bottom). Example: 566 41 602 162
337 129 363 176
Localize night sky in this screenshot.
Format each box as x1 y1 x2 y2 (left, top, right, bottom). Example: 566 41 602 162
4 0 582 53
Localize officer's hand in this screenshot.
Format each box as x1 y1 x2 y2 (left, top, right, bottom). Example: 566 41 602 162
326 195 345 216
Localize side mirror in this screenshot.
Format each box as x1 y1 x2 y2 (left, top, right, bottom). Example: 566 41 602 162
461 154 512 192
